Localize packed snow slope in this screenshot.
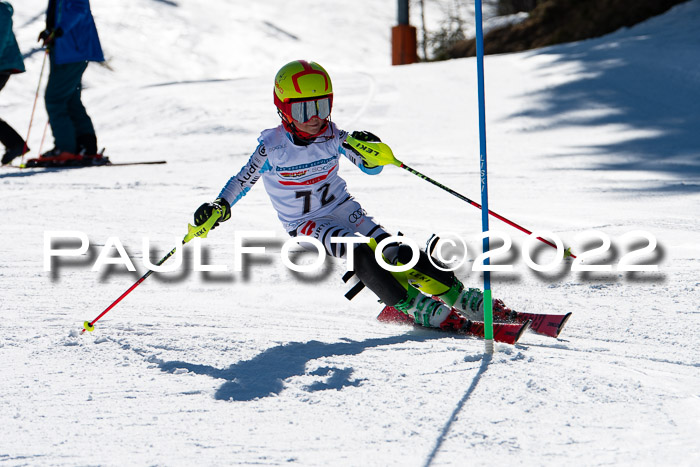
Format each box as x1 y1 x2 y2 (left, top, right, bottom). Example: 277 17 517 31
1 1 699 466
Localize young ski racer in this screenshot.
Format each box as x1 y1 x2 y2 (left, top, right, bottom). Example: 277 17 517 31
193 60 507 332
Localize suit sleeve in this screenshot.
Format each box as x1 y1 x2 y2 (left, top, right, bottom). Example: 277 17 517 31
217 142 271 206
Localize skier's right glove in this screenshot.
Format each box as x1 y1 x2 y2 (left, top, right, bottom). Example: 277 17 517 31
343 131 398 168
194 197 231 230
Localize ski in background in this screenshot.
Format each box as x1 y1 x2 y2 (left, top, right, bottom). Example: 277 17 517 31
3 148 166 169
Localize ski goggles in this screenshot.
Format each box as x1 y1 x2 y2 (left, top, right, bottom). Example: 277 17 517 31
282 96 333 123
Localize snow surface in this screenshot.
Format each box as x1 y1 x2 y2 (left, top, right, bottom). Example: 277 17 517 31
2 0 699 465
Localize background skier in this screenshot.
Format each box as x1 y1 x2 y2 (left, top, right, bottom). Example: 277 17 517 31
36 0 104 164
0 0 28 165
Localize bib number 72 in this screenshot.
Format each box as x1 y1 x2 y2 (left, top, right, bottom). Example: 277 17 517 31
295 183 336 215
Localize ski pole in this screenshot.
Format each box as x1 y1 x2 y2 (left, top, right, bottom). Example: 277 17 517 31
80 209 223 334
38 121 49 156
355 144 576 258
399 162 574 257
22 49 49 164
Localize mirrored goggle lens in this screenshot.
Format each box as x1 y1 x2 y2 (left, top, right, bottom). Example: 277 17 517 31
290 98 331 123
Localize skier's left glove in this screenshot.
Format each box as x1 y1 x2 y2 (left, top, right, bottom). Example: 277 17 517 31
342 131 398 168
194 197 231 230
37 28 62 47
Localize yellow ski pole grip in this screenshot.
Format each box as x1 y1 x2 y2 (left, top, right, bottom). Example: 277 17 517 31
183 208 223 243
344 135 402 167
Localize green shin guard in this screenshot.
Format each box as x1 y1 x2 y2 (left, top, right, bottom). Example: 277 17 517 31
437 277 465 308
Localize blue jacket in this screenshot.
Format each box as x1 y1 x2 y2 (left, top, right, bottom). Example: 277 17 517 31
48 0 104 64
0 1 25 73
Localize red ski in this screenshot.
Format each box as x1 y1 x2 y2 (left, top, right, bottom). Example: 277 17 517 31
487 299 571 338
500 310 572 338
377 306 530 345
13 148 167 169
438 296 572 339
18 159 167 169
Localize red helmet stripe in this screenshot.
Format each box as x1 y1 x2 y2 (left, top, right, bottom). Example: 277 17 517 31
291 60 330 94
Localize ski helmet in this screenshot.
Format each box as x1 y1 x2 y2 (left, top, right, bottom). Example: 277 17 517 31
273 60 334 139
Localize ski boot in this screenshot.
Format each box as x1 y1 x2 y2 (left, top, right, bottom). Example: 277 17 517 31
25 148 109 167
453 289 517 322
394 287 459 329
2 143 29 165
438 277 517 322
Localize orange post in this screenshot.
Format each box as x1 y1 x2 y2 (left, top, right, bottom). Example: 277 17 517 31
391 24 418 65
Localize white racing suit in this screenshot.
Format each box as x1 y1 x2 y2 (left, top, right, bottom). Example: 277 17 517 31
217 122 388 258
216 122 464 329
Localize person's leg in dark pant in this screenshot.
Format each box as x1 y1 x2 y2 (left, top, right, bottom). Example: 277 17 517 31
0 72 26 154
45 59 92 154
66 73 97 154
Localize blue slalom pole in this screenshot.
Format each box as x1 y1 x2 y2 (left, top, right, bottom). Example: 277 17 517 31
475 0 494 353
